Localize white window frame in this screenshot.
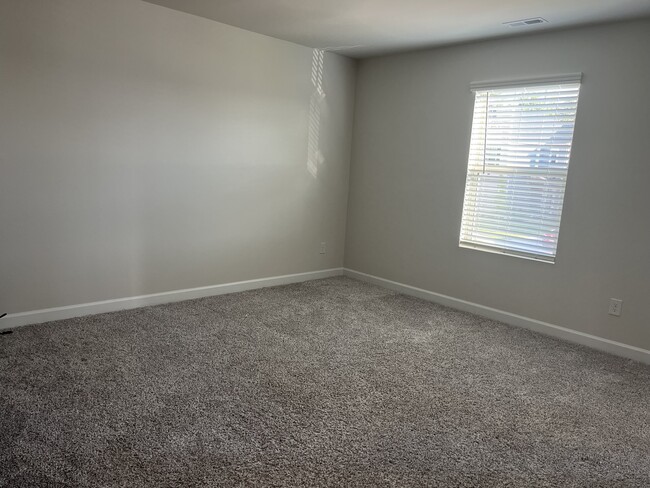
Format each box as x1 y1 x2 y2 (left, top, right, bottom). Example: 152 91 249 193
459 74 582 264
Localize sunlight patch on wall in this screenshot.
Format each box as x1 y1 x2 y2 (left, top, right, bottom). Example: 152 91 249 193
307 49 326 178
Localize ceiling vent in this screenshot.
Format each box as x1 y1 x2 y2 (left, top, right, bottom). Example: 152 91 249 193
504 18 548 28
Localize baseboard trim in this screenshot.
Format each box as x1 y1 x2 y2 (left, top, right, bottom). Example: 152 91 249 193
1 268 344 331
344 268 650 365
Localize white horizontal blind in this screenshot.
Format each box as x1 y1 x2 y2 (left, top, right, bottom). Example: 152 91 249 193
460 80 581 262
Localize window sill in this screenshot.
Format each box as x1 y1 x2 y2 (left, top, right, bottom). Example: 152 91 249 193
459 242 555 264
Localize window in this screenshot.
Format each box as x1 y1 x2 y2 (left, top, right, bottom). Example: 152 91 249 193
459 74 582 263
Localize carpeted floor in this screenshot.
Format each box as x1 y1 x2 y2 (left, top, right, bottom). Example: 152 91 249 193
1 277 649 487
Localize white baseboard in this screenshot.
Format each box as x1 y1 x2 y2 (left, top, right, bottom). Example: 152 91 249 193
5 266 648 365
1 268 344 331
344 268 650 365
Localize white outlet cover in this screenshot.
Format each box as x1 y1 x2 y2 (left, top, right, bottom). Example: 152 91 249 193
608 299 623 317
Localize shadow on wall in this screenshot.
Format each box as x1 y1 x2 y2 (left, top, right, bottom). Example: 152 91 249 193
307 49 326 178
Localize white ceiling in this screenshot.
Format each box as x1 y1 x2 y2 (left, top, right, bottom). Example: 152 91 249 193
144 0 650 57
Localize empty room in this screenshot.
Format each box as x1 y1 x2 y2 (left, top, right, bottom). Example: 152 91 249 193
1 0 649 486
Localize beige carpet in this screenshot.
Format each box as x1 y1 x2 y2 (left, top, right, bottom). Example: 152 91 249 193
1 277 649 487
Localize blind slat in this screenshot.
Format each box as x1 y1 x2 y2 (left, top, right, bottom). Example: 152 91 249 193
460 216 559 234
461 208 561 226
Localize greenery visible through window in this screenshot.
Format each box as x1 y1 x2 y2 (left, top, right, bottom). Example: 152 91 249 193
460 78 581 263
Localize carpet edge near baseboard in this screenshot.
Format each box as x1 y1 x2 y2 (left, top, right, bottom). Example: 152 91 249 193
0 268 345 331
343 268 650 365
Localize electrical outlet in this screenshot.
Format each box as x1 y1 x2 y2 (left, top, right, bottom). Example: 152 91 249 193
320 242 327 254
608 299 623 317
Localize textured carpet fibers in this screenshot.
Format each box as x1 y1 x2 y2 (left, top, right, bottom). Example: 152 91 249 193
1 277 649 487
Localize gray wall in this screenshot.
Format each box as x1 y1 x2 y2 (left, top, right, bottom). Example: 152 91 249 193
0 0 356 313
2 0 648 353
345 20 650 350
